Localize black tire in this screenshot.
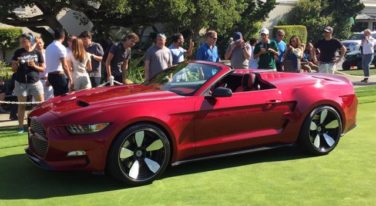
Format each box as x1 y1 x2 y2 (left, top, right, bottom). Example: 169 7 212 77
298 106 342 155
342 61 351 70
107 123 171 186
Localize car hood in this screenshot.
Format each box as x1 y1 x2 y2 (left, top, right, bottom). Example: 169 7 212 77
34 84 180 115
74 84 178 105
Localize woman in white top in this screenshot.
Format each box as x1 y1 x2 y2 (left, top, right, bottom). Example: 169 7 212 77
248 37 259 69
69 38 92 90
361 29 375 83
35 37 54 100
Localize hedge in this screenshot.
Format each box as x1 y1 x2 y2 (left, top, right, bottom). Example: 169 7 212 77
272 25 307 44
0 27 23 60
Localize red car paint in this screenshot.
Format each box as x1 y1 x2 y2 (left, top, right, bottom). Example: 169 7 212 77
26 61 357 172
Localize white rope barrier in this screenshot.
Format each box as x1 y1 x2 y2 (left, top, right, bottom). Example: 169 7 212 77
98 76 123 87
0 101 42 105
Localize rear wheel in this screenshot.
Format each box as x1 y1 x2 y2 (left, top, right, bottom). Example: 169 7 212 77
342 61 351 70
299 106 342 155
108 123 171 186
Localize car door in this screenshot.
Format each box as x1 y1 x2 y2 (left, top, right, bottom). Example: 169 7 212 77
193 88 293 156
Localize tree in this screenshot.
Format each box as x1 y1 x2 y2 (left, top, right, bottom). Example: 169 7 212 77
282 0 364 42
0 0 130 41
321 0 364 40
282 0 331 42
0 0 276 46
0 28 22 60
234 0 276 40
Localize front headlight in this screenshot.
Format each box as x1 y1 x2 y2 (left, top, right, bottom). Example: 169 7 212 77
66 123 110 134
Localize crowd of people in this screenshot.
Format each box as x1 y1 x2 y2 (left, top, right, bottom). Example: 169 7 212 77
5 25 374 133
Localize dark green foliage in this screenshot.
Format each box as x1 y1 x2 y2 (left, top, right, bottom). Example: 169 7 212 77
321 0 364 40
273 25 307 44
0 28 22 60
282 0 364 42
281 0 331 43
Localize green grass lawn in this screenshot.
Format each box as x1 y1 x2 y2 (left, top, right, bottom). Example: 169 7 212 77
0 87 375 206
339 67 376 76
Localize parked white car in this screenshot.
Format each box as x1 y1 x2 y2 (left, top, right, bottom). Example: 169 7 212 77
341 31 376 70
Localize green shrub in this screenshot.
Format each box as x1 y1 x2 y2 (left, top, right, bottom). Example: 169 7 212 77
0 60 13 80
127 56 145 84
0 27 22 60
272 25 307 44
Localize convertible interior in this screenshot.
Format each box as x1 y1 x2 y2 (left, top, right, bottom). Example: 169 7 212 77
210 72 275 94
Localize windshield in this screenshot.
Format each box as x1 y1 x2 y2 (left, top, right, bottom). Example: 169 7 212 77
145 63 221 96
350 33 376 40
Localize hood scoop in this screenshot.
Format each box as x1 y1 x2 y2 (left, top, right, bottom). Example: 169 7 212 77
77 99 90 107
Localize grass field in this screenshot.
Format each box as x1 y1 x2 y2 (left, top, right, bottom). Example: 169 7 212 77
339 67 376 76
0 86 375 206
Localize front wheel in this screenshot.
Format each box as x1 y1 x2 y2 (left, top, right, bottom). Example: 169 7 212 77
298 106 342 155
108 123 171 186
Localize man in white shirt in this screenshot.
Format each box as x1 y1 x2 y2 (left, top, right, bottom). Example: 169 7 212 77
45 29 73 96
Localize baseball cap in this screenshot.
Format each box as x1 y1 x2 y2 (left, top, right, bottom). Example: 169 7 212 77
233 32 243 41
324 26 333 33
260 28 269 35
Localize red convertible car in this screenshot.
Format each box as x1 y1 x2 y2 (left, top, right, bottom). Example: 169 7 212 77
26 61 357 185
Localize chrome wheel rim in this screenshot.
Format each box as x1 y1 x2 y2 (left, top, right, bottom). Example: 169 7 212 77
118 129 166 181
309 108 342 152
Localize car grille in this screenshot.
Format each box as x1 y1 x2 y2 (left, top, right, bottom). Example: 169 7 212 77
29 118 48 157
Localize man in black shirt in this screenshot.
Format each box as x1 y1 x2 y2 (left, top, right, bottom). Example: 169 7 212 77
313 26 346 74
11 34 45 133
105 33 139 84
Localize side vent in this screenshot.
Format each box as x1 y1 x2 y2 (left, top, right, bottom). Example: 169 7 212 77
77 100 90 107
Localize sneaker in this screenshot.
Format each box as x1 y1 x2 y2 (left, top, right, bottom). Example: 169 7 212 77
9 115 18 121
360 78 368 83
17 128 24 134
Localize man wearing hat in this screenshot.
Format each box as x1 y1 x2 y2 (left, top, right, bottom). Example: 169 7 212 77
313 26 346 74
225 32 252 69
254 28 279 70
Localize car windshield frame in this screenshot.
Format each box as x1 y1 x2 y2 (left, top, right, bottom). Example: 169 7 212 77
144 62 222 96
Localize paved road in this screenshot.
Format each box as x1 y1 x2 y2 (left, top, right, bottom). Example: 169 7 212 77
0 73 374 128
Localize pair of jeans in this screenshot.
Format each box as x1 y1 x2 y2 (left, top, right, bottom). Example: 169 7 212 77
362 54 374 77
48 73 68 96
114 74 123 84
90 77 102 88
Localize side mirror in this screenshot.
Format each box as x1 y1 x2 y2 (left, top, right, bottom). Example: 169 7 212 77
212 87 232 98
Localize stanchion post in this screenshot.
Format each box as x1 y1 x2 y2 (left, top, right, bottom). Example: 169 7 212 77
109 76 114 86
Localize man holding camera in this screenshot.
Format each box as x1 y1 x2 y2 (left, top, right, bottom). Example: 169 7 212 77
11 34 45 133
225 32 251 69
254 28 279 70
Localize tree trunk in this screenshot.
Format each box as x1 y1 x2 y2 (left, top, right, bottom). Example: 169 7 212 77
1 47 6 61
29 27 54 45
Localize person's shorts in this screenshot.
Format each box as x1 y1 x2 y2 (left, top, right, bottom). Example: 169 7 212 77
319 63 336 74
14 81 44 97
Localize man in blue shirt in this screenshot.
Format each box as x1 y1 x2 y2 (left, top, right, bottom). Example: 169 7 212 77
196 30 220 62
169 33 194 65
275 29 286 71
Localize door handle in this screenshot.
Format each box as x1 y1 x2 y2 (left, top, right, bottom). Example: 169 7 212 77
268 99 281 104
264 99 281 110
